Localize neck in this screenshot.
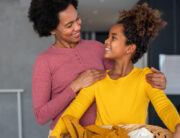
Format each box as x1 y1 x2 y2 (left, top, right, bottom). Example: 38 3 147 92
109 59 134 79
53 39 78 48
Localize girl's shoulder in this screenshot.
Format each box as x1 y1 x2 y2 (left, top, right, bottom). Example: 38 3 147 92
135 67 153 75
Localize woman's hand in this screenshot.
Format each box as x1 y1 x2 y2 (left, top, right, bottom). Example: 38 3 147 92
70 69 106 93
173 124 180 138
146 67 166 90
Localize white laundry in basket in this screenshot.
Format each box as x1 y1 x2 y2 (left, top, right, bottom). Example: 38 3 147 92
128 127 153 138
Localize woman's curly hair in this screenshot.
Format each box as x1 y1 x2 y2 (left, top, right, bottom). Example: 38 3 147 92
117 3 167 63
28 0 78 37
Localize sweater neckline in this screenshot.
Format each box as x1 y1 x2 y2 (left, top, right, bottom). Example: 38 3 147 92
49 39 83 53
106 67 137 82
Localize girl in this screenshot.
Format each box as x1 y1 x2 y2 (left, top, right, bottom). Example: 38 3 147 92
49 3 180 138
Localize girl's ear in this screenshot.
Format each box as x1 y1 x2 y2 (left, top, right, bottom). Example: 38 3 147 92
127 44 136 54
131 44 136 53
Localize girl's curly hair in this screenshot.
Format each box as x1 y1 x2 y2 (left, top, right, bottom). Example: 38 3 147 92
28 0 78 37
117 3 167 63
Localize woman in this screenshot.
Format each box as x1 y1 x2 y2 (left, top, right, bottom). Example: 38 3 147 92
49 3 180 138
28 0 166 134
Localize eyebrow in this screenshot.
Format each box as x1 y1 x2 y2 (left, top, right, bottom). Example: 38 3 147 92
112 33 117 35
108 32 117 37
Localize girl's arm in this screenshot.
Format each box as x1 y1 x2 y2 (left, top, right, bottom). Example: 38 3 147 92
145 70 180 132
49 84 96 138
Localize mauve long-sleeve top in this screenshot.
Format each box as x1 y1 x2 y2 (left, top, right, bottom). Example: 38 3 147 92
32 40 113 130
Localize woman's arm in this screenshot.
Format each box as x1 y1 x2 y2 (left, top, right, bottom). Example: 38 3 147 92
49 85 96 138
32 55 77 125
33 55 106 125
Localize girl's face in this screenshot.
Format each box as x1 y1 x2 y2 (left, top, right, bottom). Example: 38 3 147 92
51 4 82 45
104 24 134 60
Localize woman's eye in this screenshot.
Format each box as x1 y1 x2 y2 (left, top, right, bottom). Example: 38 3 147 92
112 36 116 40
66 24 72 28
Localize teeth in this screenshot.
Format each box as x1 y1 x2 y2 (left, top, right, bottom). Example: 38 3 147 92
105 48 111 51
72 33 80 36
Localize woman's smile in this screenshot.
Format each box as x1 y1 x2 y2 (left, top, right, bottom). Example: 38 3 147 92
72 32 81 39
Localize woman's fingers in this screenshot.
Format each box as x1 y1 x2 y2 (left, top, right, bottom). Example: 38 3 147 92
146 72 165 79
85 71 105 85
92 73 106 82
89 69 106 76
150 67 160 73
146 72 166 90
74 69 106 89
146 78 161 88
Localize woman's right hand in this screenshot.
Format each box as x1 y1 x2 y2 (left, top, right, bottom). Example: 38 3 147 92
70 69 106 93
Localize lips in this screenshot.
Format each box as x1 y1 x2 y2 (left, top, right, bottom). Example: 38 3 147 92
72 32 80 39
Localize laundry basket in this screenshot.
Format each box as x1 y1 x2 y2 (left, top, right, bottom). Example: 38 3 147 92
60 124 173 138
102 124 173 138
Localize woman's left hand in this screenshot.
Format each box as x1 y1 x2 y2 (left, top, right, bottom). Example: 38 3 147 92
146 67 166 90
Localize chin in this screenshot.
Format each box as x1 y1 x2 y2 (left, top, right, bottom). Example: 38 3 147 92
104 54 112 59
72 38 81 43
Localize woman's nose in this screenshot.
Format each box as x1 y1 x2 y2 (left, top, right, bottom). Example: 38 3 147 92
74 20 82 31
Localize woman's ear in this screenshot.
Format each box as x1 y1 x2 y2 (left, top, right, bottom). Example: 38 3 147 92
50 30 56 35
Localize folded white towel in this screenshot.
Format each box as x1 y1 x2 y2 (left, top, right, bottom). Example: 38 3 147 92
128 127 153 138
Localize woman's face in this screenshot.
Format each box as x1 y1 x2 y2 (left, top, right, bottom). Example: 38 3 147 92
104 24 130 60
51 4 82 46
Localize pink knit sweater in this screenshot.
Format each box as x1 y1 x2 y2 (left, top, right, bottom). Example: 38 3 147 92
32 40 113 130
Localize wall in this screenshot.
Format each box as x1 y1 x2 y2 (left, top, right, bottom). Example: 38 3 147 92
0 1 52 137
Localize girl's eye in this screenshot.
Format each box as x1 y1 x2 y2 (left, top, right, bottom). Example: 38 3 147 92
112 36 116 40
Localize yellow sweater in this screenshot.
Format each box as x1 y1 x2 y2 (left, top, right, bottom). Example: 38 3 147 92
49 67 180 138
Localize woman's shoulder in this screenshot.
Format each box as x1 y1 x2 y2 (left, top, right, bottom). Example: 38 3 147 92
34 46 55 63
81 39 103 45
36 45 59 58
80 40 104 49
80 40 105 57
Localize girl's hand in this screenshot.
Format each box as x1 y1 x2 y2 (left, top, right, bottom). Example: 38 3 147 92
70 69 106 93
146 67 166 90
